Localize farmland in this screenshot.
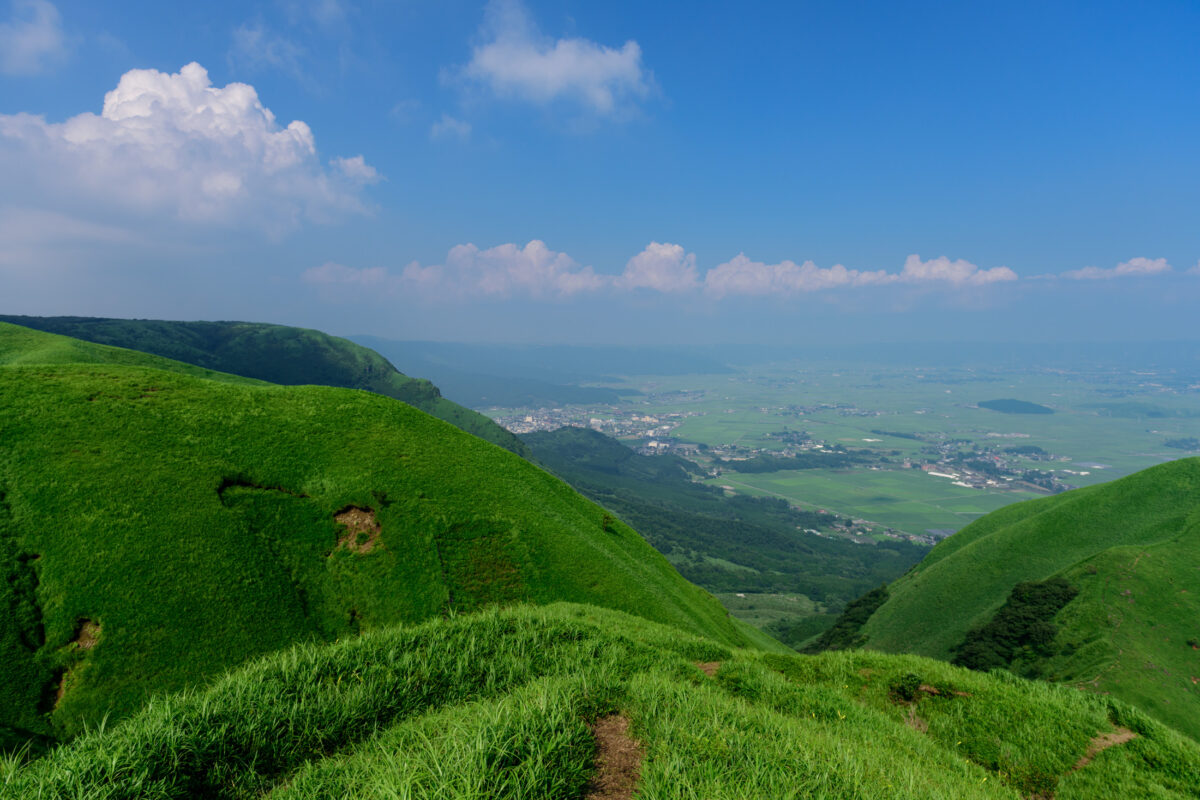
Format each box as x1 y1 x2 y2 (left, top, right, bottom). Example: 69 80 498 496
488 355 1200 538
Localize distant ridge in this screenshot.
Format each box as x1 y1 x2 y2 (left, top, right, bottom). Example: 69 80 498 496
0 315 527 455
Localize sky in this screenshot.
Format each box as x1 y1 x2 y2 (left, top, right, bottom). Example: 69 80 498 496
1 0 1198 345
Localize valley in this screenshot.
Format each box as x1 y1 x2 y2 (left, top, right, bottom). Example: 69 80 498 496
482 356 1200 538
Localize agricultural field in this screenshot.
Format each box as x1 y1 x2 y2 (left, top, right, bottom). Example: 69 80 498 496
706 468 1042 536
487 356 1200 538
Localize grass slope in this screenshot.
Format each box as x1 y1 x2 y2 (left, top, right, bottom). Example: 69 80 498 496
0 315 527 455
859 457 1200 739
0 323 773 743
5 604 1200 800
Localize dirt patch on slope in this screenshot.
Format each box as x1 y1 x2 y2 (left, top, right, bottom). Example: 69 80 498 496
904 707 929 733
1073 727 1137 770
335 506 382 553
585 714 643 800
695 661 721 677
72 618 100 649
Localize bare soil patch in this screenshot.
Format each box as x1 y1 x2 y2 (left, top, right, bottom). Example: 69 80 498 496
905 707 929 733
1073 727 1137 770
585 714 643 800
73 618 100 649
335 506 382 553
696 661 721 677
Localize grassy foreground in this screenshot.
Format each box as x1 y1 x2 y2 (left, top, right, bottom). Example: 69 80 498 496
859 457 1200 739
0 322 774 744
4 603 1199 799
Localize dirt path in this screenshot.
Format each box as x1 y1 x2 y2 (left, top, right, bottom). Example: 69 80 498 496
695 661 721 677
1073 727 1137 770
585 714 643 800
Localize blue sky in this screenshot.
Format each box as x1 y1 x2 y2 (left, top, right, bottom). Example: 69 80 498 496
1 0 1198 344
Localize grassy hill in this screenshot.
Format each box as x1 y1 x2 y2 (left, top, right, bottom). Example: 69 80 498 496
0 322 774 745
856 457 1200 739
0 315 527 456
6 603 1200 799
524 426 926 646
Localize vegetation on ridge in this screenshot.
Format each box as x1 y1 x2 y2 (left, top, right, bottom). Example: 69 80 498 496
5 604 1200 800
952 577 1078 672
857 457 1200 740
0 315 527 455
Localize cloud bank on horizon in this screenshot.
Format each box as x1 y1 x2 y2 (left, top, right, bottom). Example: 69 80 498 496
304 240 1187 303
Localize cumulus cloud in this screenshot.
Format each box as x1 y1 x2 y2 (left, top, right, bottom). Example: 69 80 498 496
430 114 471 141
0 0 66 75
615 242 698 292
406 240 603 298
0 62 377 234
307 240 604 300
897 254 1018 286
702 253 1015 298
307 243 1021 304
1061 256 1172 280
459 0 651 115
331 155 381 183
703 256 893 297
1188 261 1200 276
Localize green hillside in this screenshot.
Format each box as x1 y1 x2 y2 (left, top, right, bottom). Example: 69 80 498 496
857 458 1200 739
524 426 926 646
0 322 773 744
0 315 527 455
6 604 1200 800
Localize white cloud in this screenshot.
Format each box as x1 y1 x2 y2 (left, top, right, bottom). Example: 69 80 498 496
460 0 651 115
703 255 893 298
430 114 471 141
0 62 377 235
1061 256 1172 280
1188 260 1200 276
897 254 1018 286
409 240 604 298
616 242 698 292
0 0 66 75
308 240 604 300
703 253 1015 297
331 155 381 183
307 243 1022 304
